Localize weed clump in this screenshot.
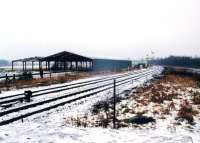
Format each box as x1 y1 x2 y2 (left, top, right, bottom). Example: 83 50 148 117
150 91 164 103
57 76 67 83
91 100 110 115
69 116 88 127
192 92 200 104
150 89 176 104
96 115 109 128
177 100 198 124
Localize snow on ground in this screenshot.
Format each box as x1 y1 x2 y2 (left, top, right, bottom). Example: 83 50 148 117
3 67 197 143
0 68 155 122
0 74 160 143
0 68 151 111
0 70 77 81
0 68 148 97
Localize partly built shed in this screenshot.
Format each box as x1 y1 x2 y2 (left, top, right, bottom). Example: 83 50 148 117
12 51 132 72
12 51 93 71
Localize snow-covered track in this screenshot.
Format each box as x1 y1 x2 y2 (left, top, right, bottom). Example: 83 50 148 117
0 71 154 116
0 68 162 126
0 69 151 105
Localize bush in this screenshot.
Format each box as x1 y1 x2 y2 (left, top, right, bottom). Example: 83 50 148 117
177 100 197 124
197 82 200 88
150 90 175 103
192 92 200 104
124 115 155 125
150 92 164 103
70 116 88 128
193 74 200 85
109 96 124 104
97 115 109 128
91 100 110 115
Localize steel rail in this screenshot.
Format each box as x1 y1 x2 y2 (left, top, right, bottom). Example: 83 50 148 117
0 70 154 105
0 69 146 100
0 70 157 117
0 70 158 126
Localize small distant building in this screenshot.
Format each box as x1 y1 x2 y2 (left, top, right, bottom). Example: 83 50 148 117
132 60 148 68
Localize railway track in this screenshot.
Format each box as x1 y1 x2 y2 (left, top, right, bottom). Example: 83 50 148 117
0 67 162 126
0 69 151 104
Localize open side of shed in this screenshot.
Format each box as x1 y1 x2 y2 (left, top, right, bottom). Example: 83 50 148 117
12 51 93 72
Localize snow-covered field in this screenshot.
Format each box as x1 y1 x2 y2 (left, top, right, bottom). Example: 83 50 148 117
1 66 197 143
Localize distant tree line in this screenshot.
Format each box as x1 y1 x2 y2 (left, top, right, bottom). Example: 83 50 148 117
0 59 10 66
150 56 200 68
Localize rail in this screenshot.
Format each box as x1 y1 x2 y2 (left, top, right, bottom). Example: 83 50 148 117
0 68 161 126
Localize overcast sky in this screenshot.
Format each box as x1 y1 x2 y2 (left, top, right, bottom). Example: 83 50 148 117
0 0 200 60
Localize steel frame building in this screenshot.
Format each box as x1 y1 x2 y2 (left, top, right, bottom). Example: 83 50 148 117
12 51 93 71
12 51 131 72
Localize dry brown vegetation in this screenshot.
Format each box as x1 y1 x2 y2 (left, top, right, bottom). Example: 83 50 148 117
64 73 200 128
0 70 131 92
0 72 91 91
162 74 197 88
176 100 198 124
133 74 200 124
192 92 200 104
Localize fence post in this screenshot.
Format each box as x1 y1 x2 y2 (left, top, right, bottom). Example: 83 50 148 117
113 79 116 129
5 74 8 82
13 74 16 83
40 69 43 79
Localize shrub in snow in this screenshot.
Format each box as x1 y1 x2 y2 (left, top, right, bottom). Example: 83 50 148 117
150 88 176 104
150 91 164 103
110 96 124 105
197 81 200 88
168 101 176 111
193 74 200 87
96 114 109 128
124 115 155 125
70 116 88 128
177 100 198 124
192 92 200 104
161 107 170 115
91 100 110 115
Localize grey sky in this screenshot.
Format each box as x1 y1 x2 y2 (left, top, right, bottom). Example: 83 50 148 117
0 0 200 60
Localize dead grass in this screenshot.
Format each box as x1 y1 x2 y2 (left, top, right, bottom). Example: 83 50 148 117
192 92 200 104
0 70 131 91
0 72 90 91
132 74 200 125
177 100 198 124
163 75 197 88
64 73 200 128
168 101 176 111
